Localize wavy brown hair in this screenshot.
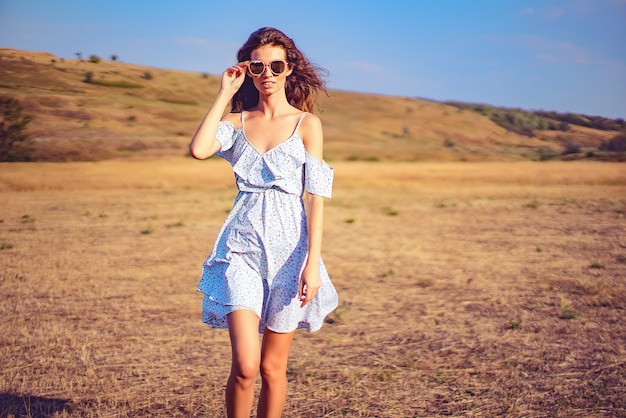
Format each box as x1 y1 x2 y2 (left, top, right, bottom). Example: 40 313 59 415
231 27 328 113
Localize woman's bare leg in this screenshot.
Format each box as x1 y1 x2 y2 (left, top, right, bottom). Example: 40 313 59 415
226 310 261 418
257 329 295 418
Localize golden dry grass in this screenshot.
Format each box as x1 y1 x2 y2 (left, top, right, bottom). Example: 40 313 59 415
1 159 625 417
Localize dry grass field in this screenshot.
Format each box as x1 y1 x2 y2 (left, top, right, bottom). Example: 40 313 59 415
1 158 625 417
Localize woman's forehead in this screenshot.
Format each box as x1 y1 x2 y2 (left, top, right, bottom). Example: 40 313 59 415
250 45 286 60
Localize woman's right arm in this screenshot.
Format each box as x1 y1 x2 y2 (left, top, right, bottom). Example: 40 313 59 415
189 63 247 160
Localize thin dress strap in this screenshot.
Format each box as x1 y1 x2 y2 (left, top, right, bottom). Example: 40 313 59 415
293 112 307 135
240 111 245 129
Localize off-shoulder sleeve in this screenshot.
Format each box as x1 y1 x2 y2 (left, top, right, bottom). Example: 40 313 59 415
215 121 236 152
304 152 334 198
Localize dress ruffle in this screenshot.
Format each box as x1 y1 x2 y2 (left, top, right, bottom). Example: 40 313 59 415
304 153 333 199
217 120 334 198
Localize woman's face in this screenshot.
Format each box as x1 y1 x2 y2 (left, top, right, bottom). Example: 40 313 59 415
248 45 292 95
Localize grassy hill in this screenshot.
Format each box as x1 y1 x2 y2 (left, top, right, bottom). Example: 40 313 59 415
1 48 623 162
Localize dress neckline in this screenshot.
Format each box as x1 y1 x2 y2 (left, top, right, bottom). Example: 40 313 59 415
241 111 306 156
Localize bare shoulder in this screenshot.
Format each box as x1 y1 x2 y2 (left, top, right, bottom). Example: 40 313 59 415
222 112 242 129
300 113 324 159
300 112 322 133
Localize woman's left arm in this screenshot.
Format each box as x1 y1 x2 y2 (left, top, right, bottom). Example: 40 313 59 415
299 114 325 308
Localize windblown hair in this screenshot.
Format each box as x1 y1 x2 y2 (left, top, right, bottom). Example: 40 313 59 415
231 27 328 113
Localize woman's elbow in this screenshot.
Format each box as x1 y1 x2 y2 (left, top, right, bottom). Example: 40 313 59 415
189 148 204 160
189 143 213 160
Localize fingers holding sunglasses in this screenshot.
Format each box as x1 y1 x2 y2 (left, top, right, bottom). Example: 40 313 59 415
220 62 247 91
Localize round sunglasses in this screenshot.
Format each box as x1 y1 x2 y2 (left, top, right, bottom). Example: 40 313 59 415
247 60 288 77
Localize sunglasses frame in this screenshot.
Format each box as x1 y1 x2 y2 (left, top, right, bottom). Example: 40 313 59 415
247 60 288 77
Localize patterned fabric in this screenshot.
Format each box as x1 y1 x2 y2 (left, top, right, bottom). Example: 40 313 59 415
198 112 338 333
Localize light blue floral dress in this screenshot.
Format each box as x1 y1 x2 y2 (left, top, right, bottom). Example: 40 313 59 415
198 112 338 333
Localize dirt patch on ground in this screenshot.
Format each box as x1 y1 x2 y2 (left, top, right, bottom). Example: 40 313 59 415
1 159 625 417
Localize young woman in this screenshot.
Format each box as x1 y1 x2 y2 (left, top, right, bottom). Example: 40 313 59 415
189 27 338 418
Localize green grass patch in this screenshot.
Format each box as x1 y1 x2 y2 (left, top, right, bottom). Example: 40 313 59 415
524 200 540 209
20 214 35 223
384 206 399 216
166 221 185 228
559 298 578 320
508 319 522 330
88 79 143 89
159 97 198 105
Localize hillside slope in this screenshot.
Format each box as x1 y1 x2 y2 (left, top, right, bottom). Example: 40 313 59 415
0 48 621 162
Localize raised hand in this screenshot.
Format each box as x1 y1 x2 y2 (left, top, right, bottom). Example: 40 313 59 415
220 62 248 93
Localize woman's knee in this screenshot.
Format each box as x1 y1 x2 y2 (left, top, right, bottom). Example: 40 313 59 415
232 356 260 382
259 357 287 382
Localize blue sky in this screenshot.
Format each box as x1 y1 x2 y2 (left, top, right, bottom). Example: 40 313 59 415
1 0 625 118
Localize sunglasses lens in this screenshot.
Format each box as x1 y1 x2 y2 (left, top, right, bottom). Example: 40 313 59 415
248 61 264 75
270 61 286 74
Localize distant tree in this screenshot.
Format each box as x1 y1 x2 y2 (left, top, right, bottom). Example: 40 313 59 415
88 54 101 64
75 52 83 61
0 95 33 161
110 54 119 62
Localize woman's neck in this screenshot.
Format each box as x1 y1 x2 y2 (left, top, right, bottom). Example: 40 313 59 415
252 93 295 118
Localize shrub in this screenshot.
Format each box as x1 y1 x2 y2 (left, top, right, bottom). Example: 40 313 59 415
538 148 559 161
142 71 153 80
444 101 550 137
562 141 581 155
493 110 549 137
0 95 33 161
158 97 197 105
445 101 625 133
88 55 101 64
83 73 142 89
534 110 625 131
0 241 14 250
600 133 626 152
110 54 118 62
443 138 455 148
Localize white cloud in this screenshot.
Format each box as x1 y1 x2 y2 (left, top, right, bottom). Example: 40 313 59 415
516 35 591 65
